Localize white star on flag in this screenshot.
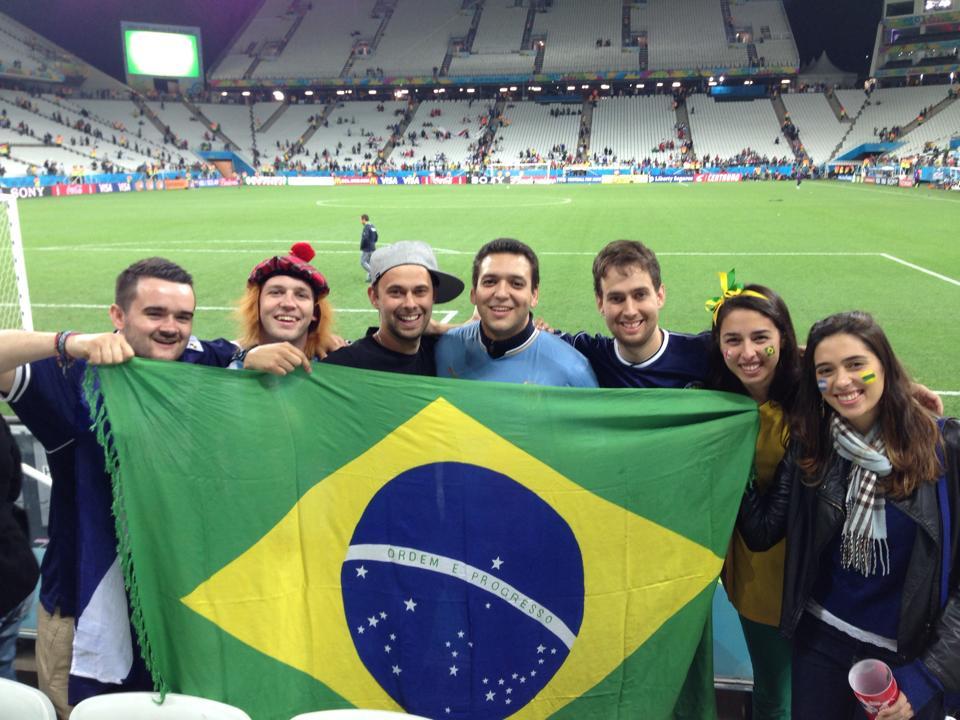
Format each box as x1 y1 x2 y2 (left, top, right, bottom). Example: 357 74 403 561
449 665 459 676
485 691 495 702
367 616 378 627
404 598 417 612
357 626 364 634
356 565 368 578
452 651 458 658
392 665 401 675
384 645 391 654
457 630 465 638
379 611 387 619
537 644 545 654
491 556 504 570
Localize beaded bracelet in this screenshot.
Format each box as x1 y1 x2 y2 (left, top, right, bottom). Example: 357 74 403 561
54 330 76 369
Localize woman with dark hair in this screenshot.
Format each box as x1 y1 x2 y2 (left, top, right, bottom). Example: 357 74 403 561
738 311 960 720
706 274 800 719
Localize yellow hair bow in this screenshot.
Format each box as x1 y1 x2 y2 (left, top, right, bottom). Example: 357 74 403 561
704 269 767 325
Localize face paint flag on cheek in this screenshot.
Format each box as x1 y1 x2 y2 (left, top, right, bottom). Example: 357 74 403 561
861 371 877 385
764 346 775 357
818 379 829 393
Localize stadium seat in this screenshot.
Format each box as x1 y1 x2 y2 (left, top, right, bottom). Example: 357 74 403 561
290 711 432 720
0 678 57 720
70 691 252 719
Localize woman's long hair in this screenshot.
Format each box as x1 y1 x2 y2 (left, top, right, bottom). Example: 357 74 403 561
235 282 335 360
707 284 802 415
792 311 940 497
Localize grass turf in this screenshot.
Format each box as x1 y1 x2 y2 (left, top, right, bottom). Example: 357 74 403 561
13 180 960 416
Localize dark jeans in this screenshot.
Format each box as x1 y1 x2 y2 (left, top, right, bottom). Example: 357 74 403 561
792 614 944 720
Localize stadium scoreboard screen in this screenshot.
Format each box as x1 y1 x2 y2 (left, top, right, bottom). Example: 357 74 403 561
924 0 952 10
121 22 203 92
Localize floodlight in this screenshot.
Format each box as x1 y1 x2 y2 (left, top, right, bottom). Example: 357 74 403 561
600 84 610 90
368 89 377 94
241 90 250 97
304 90 314 96
272 90 284 101
780 79 790 84
509 86 517 91
566 85 576 90
500 87 509 92
671 81 681 87
719 75 725 83
467 88 476 93
656 82 664 87
220 91 227 96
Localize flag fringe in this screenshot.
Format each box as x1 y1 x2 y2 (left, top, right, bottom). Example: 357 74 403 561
83 366 169 698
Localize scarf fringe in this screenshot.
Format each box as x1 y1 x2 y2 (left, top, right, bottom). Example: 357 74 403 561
83 366 169 699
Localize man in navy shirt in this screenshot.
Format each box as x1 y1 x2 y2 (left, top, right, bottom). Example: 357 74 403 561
561 240 710 389
0 257 235 715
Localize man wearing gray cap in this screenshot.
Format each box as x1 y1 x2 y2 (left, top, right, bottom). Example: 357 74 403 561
323 241 464 374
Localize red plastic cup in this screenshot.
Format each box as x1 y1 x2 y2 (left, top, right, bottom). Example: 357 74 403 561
848 659 900 718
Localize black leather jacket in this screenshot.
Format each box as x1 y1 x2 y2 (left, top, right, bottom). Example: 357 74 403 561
737 418 960 693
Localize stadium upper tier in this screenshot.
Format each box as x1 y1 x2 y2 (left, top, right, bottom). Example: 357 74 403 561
210 0 798 82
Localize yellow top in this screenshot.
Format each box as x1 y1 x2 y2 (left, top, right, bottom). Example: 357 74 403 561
723 400 788 626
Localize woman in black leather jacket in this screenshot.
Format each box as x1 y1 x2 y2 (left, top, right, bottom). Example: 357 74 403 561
738 311 959 720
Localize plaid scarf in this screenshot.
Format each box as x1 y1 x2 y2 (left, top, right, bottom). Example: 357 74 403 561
831 415 894 577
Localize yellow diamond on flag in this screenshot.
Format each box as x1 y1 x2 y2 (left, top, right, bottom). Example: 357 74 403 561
182 397 723 718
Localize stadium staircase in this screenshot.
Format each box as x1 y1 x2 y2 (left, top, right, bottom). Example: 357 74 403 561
576 98 593 162
674 97 693 153
534 42 546 74
829 99 870 161
464 0 484 53
341 0 396 79
825 88 852 123
476 97 507 165
257 103 288 134
182 98 241 153
898 89 957 137
521 5 538 50
296 97 337 148
131 95 176 145
770 93 805 162
381 98 420 161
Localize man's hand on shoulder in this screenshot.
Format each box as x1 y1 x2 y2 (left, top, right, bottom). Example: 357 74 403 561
244 343 312 375
317 334 348 359
67 333 135 365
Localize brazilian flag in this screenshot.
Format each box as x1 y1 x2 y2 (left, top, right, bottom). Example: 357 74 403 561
89 359 757 720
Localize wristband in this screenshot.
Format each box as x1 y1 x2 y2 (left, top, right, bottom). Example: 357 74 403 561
55 331 76 370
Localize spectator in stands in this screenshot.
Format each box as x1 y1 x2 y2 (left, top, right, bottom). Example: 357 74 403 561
435 239 597 387
325 242 463 374
0 414 39 681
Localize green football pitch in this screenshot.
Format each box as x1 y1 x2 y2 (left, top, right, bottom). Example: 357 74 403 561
14 180 960 416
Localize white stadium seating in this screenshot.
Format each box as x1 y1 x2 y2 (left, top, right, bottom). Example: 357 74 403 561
835 85 954 156
589 95 679 165
488 102 580 165
895 97 960 156
731 1 798 66
781 92 849 164
534 0 637 73
397 99 493 165
303 100 405 167
252 0 381 80
471 1 528 53
350 0 472 78
687 94 785 161
635 0 749 71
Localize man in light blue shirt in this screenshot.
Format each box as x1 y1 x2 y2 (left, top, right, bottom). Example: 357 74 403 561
435 238 597 387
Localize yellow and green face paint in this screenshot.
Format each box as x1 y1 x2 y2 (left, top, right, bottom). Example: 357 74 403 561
860 371 877 385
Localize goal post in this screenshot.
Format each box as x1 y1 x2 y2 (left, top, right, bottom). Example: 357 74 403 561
0 193 34 331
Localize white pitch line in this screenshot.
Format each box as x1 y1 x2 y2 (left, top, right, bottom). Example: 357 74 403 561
880 253 960 287
15 302 377 313
936 391 960 396
437 310 458 324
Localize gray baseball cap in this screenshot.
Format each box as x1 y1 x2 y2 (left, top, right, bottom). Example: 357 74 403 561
369 241 464 304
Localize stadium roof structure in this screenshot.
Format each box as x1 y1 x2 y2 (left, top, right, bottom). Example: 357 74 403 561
799 52 857 86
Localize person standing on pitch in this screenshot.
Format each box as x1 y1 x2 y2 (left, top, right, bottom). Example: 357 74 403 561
360 214 378 282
